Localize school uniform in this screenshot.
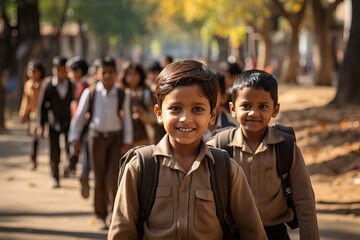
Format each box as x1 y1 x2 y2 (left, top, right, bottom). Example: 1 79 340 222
122 88 152 148
38 76 74 183
108 134 267 240
19 78 42 165
69 81 123 222
208 126 319 240
203 111 239 140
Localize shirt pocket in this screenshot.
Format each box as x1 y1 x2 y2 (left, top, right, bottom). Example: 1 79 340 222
148 186 174 229
264 166 282 196
194 189 219 233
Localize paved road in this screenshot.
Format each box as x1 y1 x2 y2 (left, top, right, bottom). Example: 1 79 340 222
1 118 359 240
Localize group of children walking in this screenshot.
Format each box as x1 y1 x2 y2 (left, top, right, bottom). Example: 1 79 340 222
19 56 319 239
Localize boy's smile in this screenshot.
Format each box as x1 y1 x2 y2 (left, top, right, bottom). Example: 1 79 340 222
230 86 279 137
154 85 217 148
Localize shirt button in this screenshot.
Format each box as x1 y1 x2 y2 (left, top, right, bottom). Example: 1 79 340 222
181 212 186 218
182 187 187 193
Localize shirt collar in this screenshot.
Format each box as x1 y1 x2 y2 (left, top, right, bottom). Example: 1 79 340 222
229 126 284 148
95 81 117 95
51 76 68 86
154 134 214 164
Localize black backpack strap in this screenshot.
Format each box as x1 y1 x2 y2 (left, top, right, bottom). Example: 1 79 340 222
215 127 236 158
273 124 298 229
117 88 125 112
117 145 159 237
208 147 239 239
135 145 159 237
87 85 96 118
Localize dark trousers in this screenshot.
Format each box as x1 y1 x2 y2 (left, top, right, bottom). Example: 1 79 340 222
31 134 38 162
265 223 290 240
88 130 122 220
48 127 70 181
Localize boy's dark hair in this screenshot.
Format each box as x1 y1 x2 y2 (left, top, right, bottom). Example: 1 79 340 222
232 69 278 105
155 59 219 111
164 55 173 63
28 59 46 79
220 61 242 76
148 61 162 72
52 56 68 67
68 56 89 75
120 61 146 88
215 71 226 95
100 56 117 70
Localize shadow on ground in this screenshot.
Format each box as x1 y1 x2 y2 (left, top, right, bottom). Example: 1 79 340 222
0 226 106 240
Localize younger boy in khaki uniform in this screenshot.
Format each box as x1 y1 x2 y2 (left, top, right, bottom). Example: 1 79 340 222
108 60 267 240
207 70 319 240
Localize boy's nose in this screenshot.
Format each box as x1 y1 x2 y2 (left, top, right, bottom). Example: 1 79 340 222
248 109 259 116
179 111 193 123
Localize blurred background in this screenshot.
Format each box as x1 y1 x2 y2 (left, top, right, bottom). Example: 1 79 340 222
0 0 359 129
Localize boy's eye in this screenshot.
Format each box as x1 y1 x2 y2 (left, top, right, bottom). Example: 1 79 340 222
259 105 269 110
169 106 181 112
193 107 204 113
240 104 251 109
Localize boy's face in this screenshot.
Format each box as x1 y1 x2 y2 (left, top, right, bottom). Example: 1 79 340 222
229 86 279 135
53 65 67 82
154 85 218 148
125 69 141 89
68 68 82 83
100 66 116 89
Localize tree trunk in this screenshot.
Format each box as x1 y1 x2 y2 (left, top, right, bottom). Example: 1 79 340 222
16 0 42 109
215 35 229 62
279 27 300 83
272 0 307 84
288 25 300 83
312 0 336 86
258 18 272 70
330 0 360 105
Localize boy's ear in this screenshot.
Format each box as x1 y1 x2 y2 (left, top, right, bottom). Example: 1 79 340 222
210 106 219 125
229 102 236 118
272 103 280 118
153 104 163 124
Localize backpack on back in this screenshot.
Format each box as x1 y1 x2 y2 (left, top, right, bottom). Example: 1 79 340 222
118 145 240 239
212 124 299 229
80 84 125 136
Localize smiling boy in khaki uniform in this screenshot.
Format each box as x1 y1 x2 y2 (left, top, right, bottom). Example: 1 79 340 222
207 70 319 240
108 60 267 240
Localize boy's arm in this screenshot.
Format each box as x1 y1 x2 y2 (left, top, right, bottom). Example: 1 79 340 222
108 157 140 240
68 88 90 143
290 145 319 240
229 160 267 240
37 80 50 137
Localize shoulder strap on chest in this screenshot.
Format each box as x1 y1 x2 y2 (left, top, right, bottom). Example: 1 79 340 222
215 127 237 158
117 88 125 112
118 145 159 238
208 147 239 239
273 124 298 229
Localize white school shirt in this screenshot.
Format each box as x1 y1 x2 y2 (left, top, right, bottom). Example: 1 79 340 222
52 76 68 99
68 81 122 142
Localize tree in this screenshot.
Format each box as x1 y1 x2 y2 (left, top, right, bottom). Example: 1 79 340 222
272 0 307 83
0 0 41 131
330 0 360 105
312 0 344 86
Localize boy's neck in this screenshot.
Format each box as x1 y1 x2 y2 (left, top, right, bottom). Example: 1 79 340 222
241 127 268 153
169 139 201 173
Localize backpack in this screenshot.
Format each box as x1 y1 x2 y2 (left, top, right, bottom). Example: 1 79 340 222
80 84 125 136
118 145 240 239
211 124 299 229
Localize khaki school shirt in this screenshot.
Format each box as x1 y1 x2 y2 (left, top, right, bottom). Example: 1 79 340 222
108 134 267 240
207 126 319 240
